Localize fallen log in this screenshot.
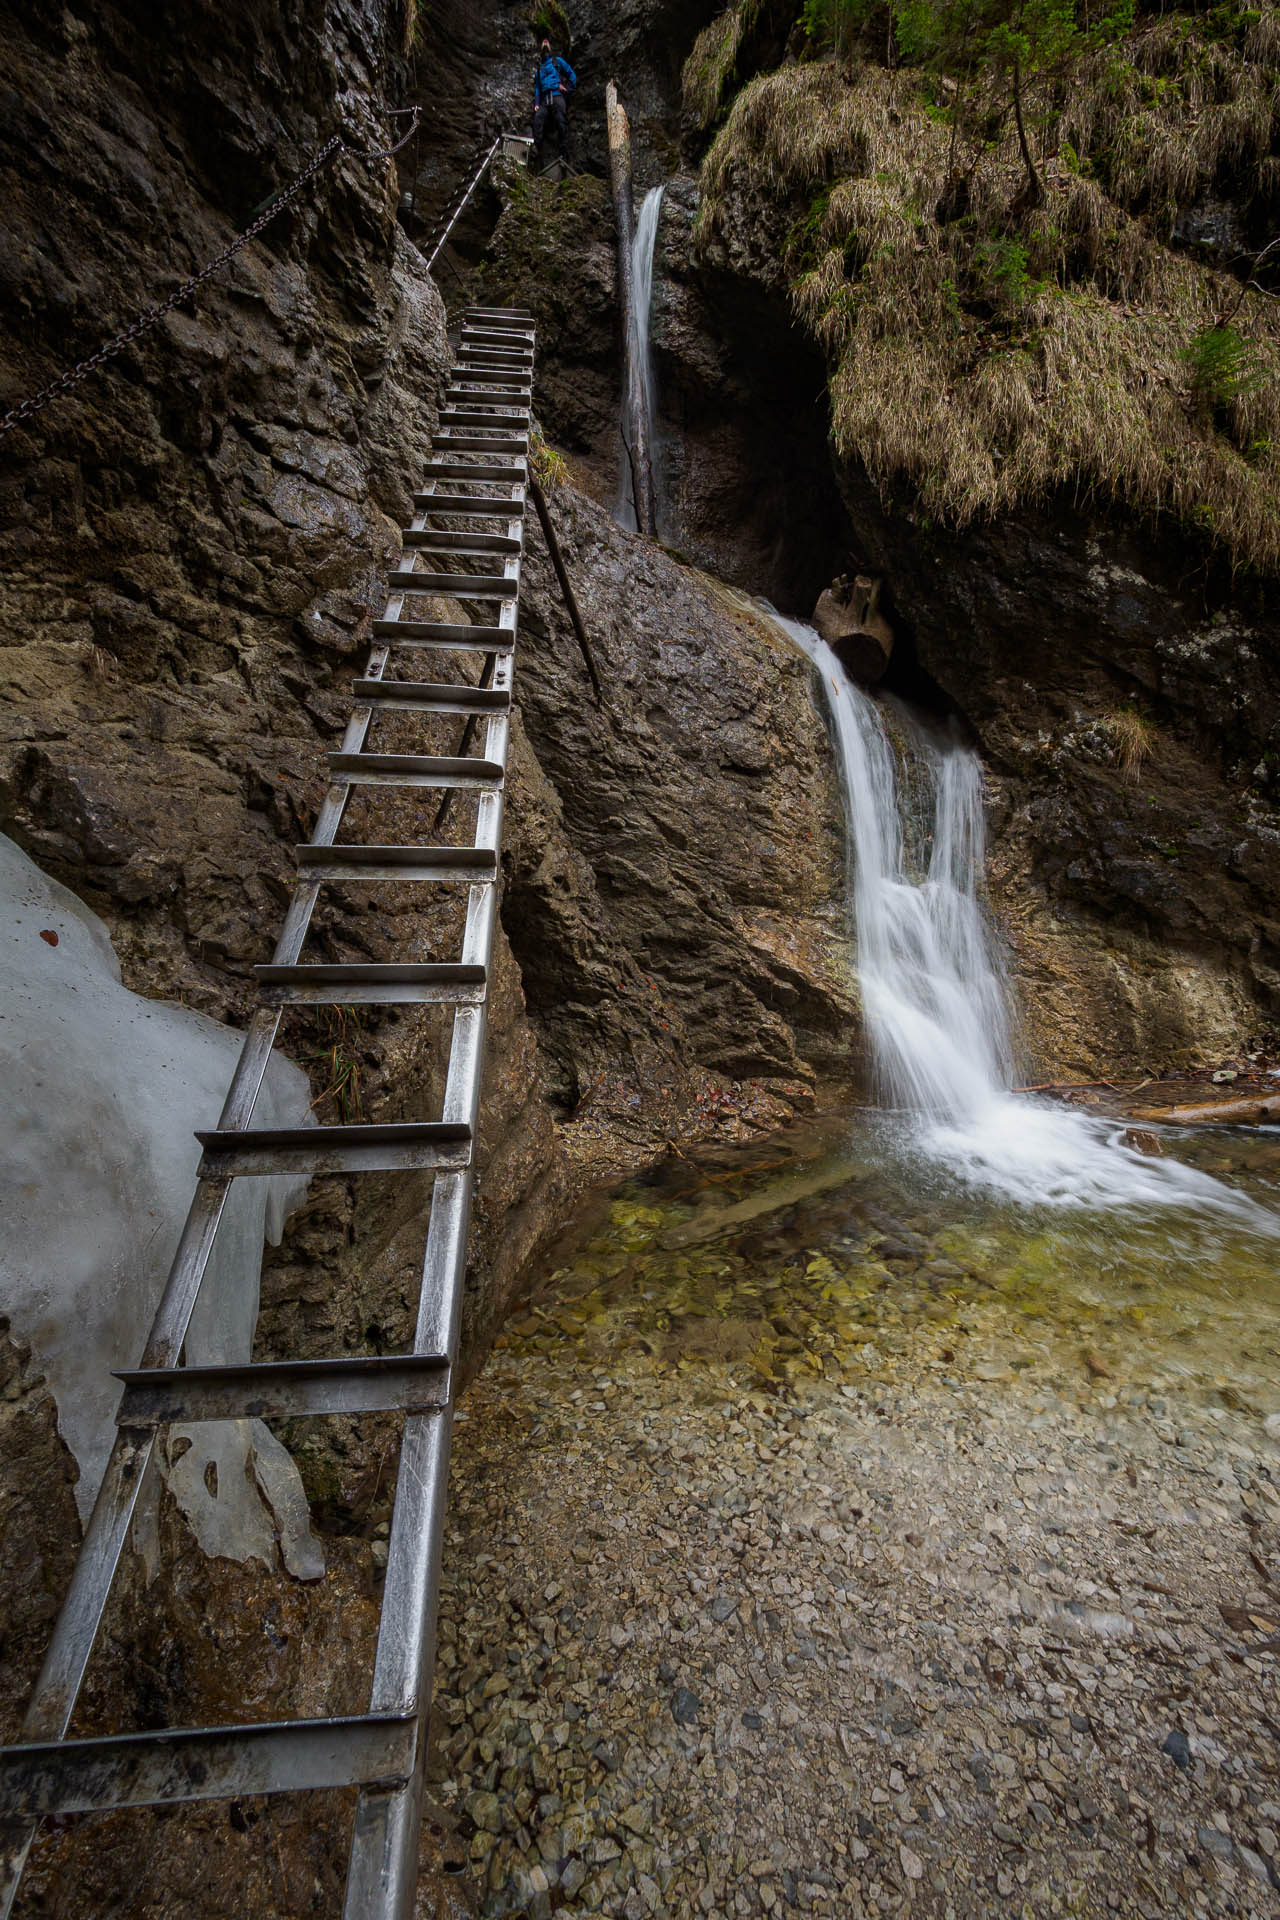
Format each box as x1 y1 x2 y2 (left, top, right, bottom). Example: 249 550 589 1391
1127 1094 1280 1128
605 79 656 538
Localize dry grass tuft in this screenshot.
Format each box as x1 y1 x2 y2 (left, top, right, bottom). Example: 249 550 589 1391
696 42 1280 574
700 61 890 202
1102 709 1159 778
1063 16 1280 230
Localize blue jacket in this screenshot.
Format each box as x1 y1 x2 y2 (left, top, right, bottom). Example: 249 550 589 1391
535 53 576 104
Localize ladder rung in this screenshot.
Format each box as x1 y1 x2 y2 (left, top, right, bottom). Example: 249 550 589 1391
420 461 526 482
0 1714 417 1820
394 570 517 596
351 677 510 715
373 618 512 648
449 384 533 399
441 395 529 410
455 351 534 368
196 1120 474 1178
465 307 533 322
404 548 521 567
297 842 500 880
436 418 528 437
461 325 534 343
403 528 521 553
327 751 504 789
254 959 489 1005
434 434 528 455
114 1354 451 1427
443 397 531 413
414 490 525 514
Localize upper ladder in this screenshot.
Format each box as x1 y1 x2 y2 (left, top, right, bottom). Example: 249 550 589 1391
0 306 537 1920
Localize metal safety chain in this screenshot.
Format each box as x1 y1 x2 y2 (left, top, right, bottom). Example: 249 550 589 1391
0 105 421 443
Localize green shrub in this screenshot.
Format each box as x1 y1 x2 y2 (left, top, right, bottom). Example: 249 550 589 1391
1184 324 1266 413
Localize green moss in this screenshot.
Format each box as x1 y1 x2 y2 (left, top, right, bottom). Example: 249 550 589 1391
527 0 571 50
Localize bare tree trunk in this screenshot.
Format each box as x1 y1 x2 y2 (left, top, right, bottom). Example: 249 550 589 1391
605 79 657 538
1011 53 1044 208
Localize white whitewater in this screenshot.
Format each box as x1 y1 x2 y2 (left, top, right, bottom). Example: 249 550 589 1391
618 183 664 534
774 614 1278 1224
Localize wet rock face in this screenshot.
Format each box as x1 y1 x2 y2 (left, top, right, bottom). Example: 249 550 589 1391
0 1325 80 1743
473 170 621 484
650 176 850 609
504 482 857 1113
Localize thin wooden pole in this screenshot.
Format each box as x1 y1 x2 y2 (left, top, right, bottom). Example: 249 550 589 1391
605 80 656 538
529 476 603 702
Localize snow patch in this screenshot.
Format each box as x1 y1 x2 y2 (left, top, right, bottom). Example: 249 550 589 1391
0 833 322 1578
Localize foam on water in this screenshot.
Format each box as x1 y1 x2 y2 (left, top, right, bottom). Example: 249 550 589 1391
772 614 1279 1230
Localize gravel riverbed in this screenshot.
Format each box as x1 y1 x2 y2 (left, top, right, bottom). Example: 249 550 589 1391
431 1132 1280 1920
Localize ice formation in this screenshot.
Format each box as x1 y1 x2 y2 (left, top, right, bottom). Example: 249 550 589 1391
0 832 323 1579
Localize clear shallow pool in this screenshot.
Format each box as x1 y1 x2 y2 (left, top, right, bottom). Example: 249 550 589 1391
528 1112 1280 1431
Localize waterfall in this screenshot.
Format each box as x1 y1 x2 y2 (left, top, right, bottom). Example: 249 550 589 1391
774 614 1278 1225
618 184 664 534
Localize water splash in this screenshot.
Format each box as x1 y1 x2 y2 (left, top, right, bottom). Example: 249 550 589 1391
772 613 1278 1227
618 184 664 534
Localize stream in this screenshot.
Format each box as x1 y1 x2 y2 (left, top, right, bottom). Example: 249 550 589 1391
436 624 1280 1917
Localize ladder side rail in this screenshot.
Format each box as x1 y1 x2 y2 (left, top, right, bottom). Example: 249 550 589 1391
424 138 501 272
0 634 400 1917
343 569 521 1918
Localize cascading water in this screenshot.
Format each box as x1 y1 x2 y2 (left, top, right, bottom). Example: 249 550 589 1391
618 183 664 534
774 613 1279 1226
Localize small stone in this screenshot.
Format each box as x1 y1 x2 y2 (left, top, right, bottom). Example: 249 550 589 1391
465 1790 503 1835
1197 1827 1234 1859
710 1593 738 1623
1162 1728 1192 1772
899 1843 924 1881
1236 1844 1272 1886
671 1687 701 1727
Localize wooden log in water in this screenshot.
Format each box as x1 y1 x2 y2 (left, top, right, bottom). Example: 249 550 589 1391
605 79 656 539
1127 1093 1280 1127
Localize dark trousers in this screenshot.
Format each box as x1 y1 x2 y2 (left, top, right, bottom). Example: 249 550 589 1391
533 93 568 159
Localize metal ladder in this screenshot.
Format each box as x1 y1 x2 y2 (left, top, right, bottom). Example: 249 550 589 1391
420 132 531 276
0 306 537 1920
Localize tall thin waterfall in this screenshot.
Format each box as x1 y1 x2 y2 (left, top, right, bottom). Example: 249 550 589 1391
774 612 1278 1224
619 184 664 533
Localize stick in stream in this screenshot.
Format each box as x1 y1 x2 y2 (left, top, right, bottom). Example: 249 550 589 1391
605 79 656 538
529 474 604 702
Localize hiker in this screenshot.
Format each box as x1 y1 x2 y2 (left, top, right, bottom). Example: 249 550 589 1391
532 35 576 165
